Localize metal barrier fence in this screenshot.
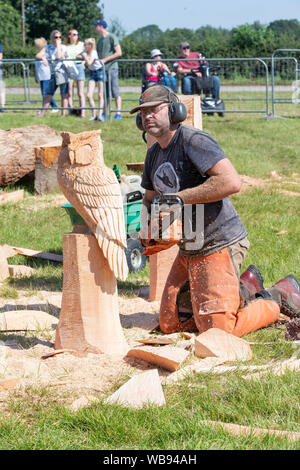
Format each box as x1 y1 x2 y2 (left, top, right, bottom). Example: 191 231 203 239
270 49 300 118
1 54 300 119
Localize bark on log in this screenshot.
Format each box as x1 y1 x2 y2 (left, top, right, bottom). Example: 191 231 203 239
0 125 61 187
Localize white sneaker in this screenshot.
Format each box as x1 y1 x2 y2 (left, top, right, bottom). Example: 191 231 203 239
51 108 59 113
97 116 105 122
89 116 96 121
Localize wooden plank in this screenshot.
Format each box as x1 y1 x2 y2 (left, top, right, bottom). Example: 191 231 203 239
201 420 300 443
105 369 166 408
9 245 63 263
0 190 24 206
126 345 190 372
195 328 253 362
0 246 10 281
0 310 59 331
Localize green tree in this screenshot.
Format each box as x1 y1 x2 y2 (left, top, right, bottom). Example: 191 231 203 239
7 0 103 41
0 0 22 46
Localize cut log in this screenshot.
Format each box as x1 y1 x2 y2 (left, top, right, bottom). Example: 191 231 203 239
8 265 35 278
136 337 175 345
0 310 58 331
126 345 190 371
105 369 166 408
0 190 24 206
34 143 62 194
0 246 9 281
194 328 253 362
201 420 300 443
0 125 61 187
55 232 128 357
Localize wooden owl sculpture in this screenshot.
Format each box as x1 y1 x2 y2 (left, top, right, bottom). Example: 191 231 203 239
57 130 128 281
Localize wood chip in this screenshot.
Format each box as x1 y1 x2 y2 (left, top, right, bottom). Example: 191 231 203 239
105 369 166 408
126 345 190 372
195 328 252 362
0 377 20 392
0 190 24 206
136 337 175 345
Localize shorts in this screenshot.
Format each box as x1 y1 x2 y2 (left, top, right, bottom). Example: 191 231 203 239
74 63 85 81
89 69 103 82
44 75 68 96
106 68 120 98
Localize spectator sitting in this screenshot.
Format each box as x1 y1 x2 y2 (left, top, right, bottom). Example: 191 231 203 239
145 49 176 91
176 41 221 103
34 38 59 114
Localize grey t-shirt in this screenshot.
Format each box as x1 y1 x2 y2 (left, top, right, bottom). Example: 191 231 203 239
141 124 247 257
96 33 119 71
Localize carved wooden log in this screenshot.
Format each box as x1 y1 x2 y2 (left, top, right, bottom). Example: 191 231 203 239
148 95 202 301
34 142 62 194
0 125 60 187
55 232 129 357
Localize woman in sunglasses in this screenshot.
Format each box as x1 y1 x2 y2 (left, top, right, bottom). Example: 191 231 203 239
66 29 86 118
36 30 69 117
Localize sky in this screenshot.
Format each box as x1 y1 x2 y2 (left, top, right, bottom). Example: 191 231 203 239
102 0 300 34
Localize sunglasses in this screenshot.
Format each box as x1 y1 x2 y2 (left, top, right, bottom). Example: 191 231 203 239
182 46 190 50
54 36 61 39
69 33 78 36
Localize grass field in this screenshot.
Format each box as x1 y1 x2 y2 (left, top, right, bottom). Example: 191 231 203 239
0 94 299 450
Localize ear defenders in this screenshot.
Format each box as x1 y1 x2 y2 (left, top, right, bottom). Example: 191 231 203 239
136 88 187 131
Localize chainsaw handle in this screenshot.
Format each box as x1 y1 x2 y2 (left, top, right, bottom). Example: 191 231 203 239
152 195 183 206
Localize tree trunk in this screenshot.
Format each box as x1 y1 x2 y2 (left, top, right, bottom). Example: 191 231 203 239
0 125 61 187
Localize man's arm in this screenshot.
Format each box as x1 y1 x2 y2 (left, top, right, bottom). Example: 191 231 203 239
101 44 122 65
176 158 241 204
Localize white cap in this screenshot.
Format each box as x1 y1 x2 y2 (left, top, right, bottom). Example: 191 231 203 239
150 49 163 58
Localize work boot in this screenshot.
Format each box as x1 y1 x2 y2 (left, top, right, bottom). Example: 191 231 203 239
267 275 300 318
240 265 264 299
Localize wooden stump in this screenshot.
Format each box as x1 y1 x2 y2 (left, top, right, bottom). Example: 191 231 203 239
148 95 202 301
55 232 128 356
34 142 62 194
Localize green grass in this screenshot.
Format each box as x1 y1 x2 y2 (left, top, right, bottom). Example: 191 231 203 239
0 97 300 450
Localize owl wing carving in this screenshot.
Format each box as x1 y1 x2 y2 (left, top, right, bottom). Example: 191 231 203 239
59 162 128 281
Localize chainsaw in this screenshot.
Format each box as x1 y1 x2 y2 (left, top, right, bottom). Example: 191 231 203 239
140 195 185 256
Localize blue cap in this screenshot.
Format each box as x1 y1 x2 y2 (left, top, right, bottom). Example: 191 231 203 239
93 20 107 28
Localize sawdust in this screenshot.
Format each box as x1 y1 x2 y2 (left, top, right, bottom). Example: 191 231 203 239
0 290 168 409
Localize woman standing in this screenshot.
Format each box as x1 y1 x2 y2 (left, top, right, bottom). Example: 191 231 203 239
36 30 69 117
77 38 104 121
65 29 86 118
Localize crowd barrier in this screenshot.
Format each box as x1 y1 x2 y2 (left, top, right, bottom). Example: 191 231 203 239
0 52 299 119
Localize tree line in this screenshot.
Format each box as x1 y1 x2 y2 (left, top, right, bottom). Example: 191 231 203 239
1 1 300 60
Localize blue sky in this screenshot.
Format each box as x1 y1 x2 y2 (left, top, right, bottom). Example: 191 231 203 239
102 0 300 34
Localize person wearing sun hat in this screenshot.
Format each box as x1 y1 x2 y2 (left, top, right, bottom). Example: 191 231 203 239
144 49 177 91
94 19 122 120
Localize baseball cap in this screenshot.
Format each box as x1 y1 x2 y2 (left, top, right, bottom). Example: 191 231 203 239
93 19 107 28
150 48 163 58
180 41 190 49
130 85 176 114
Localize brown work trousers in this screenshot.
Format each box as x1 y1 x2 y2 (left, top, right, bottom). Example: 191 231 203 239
159 238 280 337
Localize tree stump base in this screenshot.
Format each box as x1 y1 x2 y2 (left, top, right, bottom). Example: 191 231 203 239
55 232 129 357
